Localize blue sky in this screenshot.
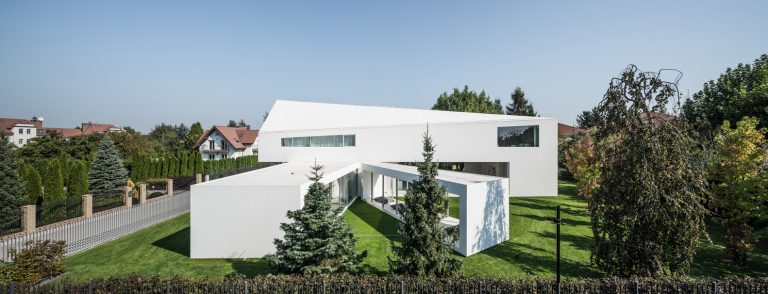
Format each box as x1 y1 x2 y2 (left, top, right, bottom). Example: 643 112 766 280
1 1 766 132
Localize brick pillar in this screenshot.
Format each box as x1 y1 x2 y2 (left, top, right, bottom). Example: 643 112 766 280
21 205 36 233
195 173 202 184
123 186 132 207
139 184 147 204
82 194 93 218
167 179 174 196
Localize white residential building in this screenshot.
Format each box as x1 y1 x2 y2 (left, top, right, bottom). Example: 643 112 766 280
191 100 557 259
194 125 259 160
0 117 44 147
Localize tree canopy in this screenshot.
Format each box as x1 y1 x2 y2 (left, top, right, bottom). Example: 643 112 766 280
432 86 503 114
0 135 25 233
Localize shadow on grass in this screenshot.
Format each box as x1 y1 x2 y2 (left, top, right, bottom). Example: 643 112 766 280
480 239 601 278
536 231 592 251
152 227 191 257
347 201 401 239
229 259 273 277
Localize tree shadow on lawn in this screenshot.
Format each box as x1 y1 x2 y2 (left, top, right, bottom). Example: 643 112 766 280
536 231 592 252
229 259 273 277
479 239 601 278
511 213 591 227
347 201 401 238
152 227 190 257
511 200 585 217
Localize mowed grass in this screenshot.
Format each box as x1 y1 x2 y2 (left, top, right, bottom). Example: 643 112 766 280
64 181 768 280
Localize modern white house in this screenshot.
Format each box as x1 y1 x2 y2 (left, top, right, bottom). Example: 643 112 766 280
194 125 259 160
191 100 557 259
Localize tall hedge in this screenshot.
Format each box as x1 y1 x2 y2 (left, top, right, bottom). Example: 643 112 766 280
20 164 43 204
161 157 169 178
179 153 189 176
43 159 65 203
168 155 178 177
67 160 88 200
193 153 204 174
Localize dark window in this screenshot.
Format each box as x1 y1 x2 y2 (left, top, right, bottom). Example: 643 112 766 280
18 128 23 134
209 140 214 150
208 154 214 160
281 135 355 147
26 129 30 134
18 139 23 144
497 126 539 147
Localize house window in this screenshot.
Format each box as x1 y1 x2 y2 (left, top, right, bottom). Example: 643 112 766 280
208 154 214 160
18 128 23 134
209 140 214 150
497 126 539 147
26 129 30 135
221 140 226 150
19 139 23 144
281 134 356 147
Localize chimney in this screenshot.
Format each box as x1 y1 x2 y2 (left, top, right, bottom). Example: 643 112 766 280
246 124 251 130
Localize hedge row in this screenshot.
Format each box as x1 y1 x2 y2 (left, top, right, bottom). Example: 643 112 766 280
3 275 767 293
204 155 258 175
130 152 203 182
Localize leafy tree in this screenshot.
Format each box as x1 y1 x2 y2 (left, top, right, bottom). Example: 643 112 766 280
576 106 603 129
683 54 768 138
148 123 187 154
0 135 25 232
67 160 88 200
88 139 128 197
109 130 159 159
505 87 538 116
389 132 462 276
432 85 503 114
21 165 42 204
269 163 366 274
709 117 768 266
187 122 204 150
564 129 601 198
590 65 708 277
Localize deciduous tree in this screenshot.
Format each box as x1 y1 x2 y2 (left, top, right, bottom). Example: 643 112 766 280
564 129 601 199
432 86 503 114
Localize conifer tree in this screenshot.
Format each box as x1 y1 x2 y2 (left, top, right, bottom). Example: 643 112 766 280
57 151 70 185
186 152 195 176
22 165 43 204
130 153 142 181
161 157 169 178
388 132 462 276
67 160 89 200
88 139 128 197
168 155 178 177
505 87 538 116
269 163 367 275
193 152 204 174
180 153 189 176
0 135 25 231
43 158 65 219
142 156 151 181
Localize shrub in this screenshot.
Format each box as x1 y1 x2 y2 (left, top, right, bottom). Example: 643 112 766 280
2 240 66 284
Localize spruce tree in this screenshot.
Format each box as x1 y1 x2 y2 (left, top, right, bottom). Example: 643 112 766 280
88 139 128 197
505 87 538 116
43 158 66 220
269 163 367 275
67 160 89 200
0 135 25 232
388 132 462 276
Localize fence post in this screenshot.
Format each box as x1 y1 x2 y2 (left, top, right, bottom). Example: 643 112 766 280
205 174 210 182
21 205 36 233
195 173 202 184
82 194 93 218
123 186 132 207
139 184 147 204
167 179 174 196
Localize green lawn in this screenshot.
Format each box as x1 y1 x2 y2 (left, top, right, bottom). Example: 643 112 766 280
64 181 768 280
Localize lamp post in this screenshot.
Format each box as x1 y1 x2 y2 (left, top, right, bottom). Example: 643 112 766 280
548 205 561 294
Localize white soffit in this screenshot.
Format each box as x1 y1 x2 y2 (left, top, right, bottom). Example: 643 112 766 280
366 162 506 186
261 100 553 133
196 162 357 187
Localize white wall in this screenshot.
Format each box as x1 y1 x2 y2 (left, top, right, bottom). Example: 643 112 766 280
190 184 301 258
462 178 509 255
199 130 250 161
260 119 557 196
9 124 37 147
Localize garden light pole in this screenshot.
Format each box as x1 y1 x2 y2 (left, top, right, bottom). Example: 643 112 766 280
548 205 561 294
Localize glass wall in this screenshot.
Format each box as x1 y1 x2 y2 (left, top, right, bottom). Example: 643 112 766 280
328 171 359 208
282 134 356 147
497 126 539 147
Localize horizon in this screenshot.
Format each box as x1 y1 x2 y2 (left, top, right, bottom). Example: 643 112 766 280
1 1 767 133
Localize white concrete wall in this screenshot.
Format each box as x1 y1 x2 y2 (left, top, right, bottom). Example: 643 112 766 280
190 184 301 258
462 178 509 255
261 119 557 197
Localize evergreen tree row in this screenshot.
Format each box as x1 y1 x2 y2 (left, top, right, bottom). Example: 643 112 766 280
129 152 205 182
203 155 258 175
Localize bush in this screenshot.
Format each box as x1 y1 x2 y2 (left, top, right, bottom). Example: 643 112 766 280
1 240 66 284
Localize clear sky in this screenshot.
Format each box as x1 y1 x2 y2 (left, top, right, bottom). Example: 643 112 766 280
1 1 766 132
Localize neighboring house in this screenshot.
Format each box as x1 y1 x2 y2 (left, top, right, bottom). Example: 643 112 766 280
0 116 44 147
191 100 557 259
557 123 584 138
47 122 124 138
193 125 259 160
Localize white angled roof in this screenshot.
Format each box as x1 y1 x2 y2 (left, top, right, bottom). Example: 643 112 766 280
261 100 551 133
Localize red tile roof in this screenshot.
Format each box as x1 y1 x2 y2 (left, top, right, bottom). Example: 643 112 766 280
558 123 584 138
46 128 85 138
80 123 121 135
0 118 43 135
194 125 259 150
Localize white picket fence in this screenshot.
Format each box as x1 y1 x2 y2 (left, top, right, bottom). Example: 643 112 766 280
0 191 190 261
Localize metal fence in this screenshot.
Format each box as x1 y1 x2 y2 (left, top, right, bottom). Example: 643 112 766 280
207 162 281 181
0 191 189 261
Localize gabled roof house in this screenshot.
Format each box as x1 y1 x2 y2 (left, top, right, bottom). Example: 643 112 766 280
193 125 259 160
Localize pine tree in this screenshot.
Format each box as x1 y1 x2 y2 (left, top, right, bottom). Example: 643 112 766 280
388 132 462 276
67 160 89 200
269 163 367 275
505 87 538 116
21 165 43 204
88 139 128 197
0 135 25 231
43 158 66 220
